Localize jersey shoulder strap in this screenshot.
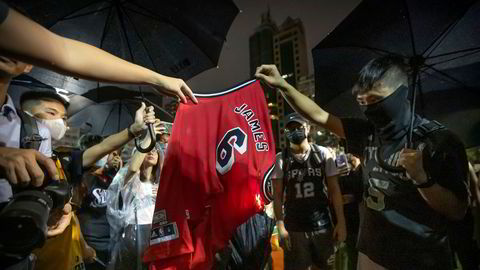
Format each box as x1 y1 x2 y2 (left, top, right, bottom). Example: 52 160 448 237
412 120 446 140
310 143 325 165
17 110 42 150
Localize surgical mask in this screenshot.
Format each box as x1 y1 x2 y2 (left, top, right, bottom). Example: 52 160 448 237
39 118 68 141
360 85 411 141
286 127 307 145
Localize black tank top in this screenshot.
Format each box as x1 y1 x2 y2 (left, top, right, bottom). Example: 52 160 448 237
283 146 331 232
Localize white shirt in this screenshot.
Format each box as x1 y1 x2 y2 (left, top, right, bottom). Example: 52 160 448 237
0 95 52 202
272 144 338 179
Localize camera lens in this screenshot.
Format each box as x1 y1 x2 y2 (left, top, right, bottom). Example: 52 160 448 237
0 190 52 257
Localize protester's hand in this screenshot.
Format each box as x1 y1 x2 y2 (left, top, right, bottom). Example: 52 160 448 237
153 119 167 135
47 203 72 237
0 56 23 76
334 222 347 243
277 221 291 251
83 243 97 264
153 75 198 104
255 65 289 90
0 147 59 187
129 102 155 136
397 148 428 185
110 155 123 170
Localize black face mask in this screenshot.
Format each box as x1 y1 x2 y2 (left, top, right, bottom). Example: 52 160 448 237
360 85 411 141
286 128 307 145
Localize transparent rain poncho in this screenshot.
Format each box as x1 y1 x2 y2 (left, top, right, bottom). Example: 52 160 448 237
106 147 163 270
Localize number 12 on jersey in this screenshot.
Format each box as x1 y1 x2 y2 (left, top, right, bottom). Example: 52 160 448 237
295 182 315 198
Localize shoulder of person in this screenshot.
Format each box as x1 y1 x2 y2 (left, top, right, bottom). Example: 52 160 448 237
416 121 465 153
310 144 332 158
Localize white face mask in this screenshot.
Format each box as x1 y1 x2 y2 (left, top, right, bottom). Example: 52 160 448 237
40 118 68 141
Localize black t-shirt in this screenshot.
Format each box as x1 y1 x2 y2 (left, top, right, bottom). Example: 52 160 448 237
77 173 110 251
0 1 8 24
283 147 331 232
338 167 363 238
341 117 468 270
55 150 85 185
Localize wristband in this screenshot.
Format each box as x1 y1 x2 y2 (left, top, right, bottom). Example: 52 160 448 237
128 125 139 138
414 174 435 189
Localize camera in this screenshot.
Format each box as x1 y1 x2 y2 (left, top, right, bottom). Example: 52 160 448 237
0 178 71 260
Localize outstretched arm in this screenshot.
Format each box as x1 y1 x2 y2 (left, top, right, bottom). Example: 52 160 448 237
82 103 154 167
0 6 197 103
255 64 345 138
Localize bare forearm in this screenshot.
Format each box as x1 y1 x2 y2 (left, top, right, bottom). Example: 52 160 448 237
128 136 151 173
279 83 329 125
418 184 467 220
278 82 345 138
59 38 159 85
328 177 346 225
273 196 284 222
0 9 158 85
82 129 131 168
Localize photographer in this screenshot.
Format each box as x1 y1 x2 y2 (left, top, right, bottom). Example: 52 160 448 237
0 55 57 269
255 56 469 269
19 90 155 269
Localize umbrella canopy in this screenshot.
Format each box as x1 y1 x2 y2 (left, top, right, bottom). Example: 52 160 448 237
7 0 239 95
312 0 480 147
68 98 173 137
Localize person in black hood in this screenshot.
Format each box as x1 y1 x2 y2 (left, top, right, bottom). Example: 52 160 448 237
255 55 469 270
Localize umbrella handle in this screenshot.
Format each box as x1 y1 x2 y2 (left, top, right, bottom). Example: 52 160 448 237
134 123 156 153
375 145 406 174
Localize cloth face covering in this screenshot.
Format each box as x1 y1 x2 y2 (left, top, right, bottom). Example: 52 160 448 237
360 85 411 141
286 127 307 145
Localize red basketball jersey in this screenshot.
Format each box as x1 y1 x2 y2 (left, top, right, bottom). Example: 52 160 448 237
143 80 276 270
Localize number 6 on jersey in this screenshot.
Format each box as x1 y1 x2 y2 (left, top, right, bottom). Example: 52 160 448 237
216 127 248 175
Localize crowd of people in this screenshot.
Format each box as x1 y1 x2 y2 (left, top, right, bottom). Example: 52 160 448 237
1 1 480 270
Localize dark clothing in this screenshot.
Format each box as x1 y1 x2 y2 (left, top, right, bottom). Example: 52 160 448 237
214 212 275 270
283 229 334 270
283 146 331 232
55 150 85 184
448 208 480 270
0 1 8 24
338 167 363 240
77 173 111 253
110 224 151 270
341 117 469 270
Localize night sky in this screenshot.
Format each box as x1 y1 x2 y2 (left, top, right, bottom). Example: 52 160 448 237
187 0 361 93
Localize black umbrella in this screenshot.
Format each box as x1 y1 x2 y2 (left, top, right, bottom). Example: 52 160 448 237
77 85 173 120
7 0 239 95
68 97 173 137
312 0 480 147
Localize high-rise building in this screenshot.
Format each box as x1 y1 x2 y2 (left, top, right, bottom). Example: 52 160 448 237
273 17 309 150
249 9 278 77
249 12 309 151
249 9 281 149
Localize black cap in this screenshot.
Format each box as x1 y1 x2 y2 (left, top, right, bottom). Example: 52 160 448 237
286 112 308 125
